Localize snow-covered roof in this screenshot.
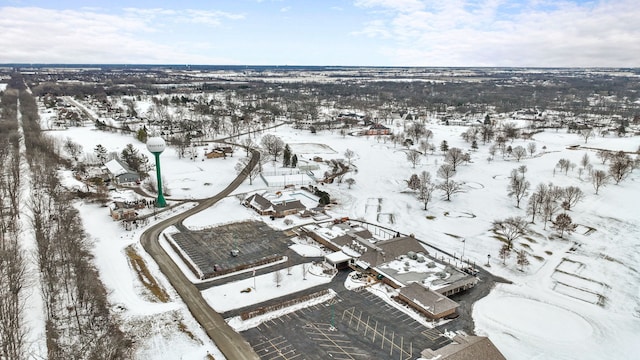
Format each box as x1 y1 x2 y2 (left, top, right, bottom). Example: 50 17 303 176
104 158 133 176
325 251 352 264
399 282 459 316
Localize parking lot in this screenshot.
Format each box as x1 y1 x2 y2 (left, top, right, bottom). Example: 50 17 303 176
242 288 452 360
171 221 293 276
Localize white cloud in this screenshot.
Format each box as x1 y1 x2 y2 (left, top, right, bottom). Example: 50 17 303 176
353 0 640 66
351 19 392 38
0 7 241 64
354 0 425 12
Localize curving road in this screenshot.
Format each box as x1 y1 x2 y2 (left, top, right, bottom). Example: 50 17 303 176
140 148 261 360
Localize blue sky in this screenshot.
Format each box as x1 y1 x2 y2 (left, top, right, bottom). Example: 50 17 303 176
0 0 637 66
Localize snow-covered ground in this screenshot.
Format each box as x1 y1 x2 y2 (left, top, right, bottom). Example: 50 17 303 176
202 263 334 313
45 105 640 359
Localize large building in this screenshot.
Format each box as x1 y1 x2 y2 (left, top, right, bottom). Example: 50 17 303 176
301 221 478 320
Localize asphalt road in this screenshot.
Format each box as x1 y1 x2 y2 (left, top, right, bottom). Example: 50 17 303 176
140 148 261 360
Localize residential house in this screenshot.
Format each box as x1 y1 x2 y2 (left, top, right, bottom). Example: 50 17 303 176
205 146 233 159
364 123 391 136
109 201 137 221
104 159 140 184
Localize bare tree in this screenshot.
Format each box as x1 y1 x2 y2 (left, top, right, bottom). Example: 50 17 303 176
418 171 436 211
63 137 83 162
526 193 541 223
579 128 594 144
345 178 355 189
597 150 611 164
480 125 494 144
499 244 511 265
344 148 356 166
526 183 548 224
437 180 462 201
556 158 573 174
562 186 584 211
493 217 529 248
539 183 563 226
502 122 520 141
608 151 634 184
418 139 430 155
591 169 608 194
580 153 590 169
488 145 497 160
527 142 537 157
273 270 283 287
445 147 465 171
436 164 455 182
235 156 262 185
406 122 425 143
512 145 527 161
302 263 308 280
516 249 530 271
261 134 285 162
406 150 421 168
507 169 530 208
436 164 461 201
241 137 254 157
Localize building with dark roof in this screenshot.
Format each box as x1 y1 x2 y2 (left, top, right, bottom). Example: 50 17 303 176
364 123 391 135
421 334 507 360
396 282 459 319
244 192 306 218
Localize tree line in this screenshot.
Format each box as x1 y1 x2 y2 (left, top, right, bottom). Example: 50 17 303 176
8 74 132 359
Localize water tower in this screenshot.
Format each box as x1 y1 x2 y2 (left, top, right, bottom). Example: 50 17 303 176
146 137 167 208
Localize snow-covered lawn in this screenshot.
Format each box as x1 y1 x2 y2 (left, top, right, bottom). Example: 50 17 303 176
75 202 226 359
46 106 640 360
202 263 335 312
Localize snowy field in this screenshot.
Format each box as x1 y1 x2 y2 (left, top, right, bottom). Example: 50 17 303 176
202 263 334 313
47 112 640 359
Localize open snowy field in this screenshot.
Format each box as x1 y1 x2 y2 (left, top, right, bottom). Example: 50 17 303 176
47 114 640 359
202 263 334 313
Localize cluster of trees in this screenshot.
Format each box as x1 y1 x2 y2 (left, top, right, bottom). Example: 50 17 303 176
0 86 27 359
555 150 637 194
16 80 132 359
406 145 472 207
525 182 583 229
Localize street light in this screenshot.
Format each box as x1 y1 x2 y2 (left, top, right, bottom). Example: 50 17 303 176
486 254 491 267
461 239 466 259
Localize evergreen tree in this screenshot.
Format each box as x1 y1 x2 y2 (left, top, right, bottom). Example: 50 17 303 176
94 144 108 165
406 174 420 191
283 144 291 167
440 140 449 153
121 143 141 172
136 128 148 143
553 213 577 239
291 154 298 168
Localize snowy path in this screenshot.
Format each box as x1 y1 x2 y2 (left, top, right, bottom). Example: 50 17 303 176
16 97 47 357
